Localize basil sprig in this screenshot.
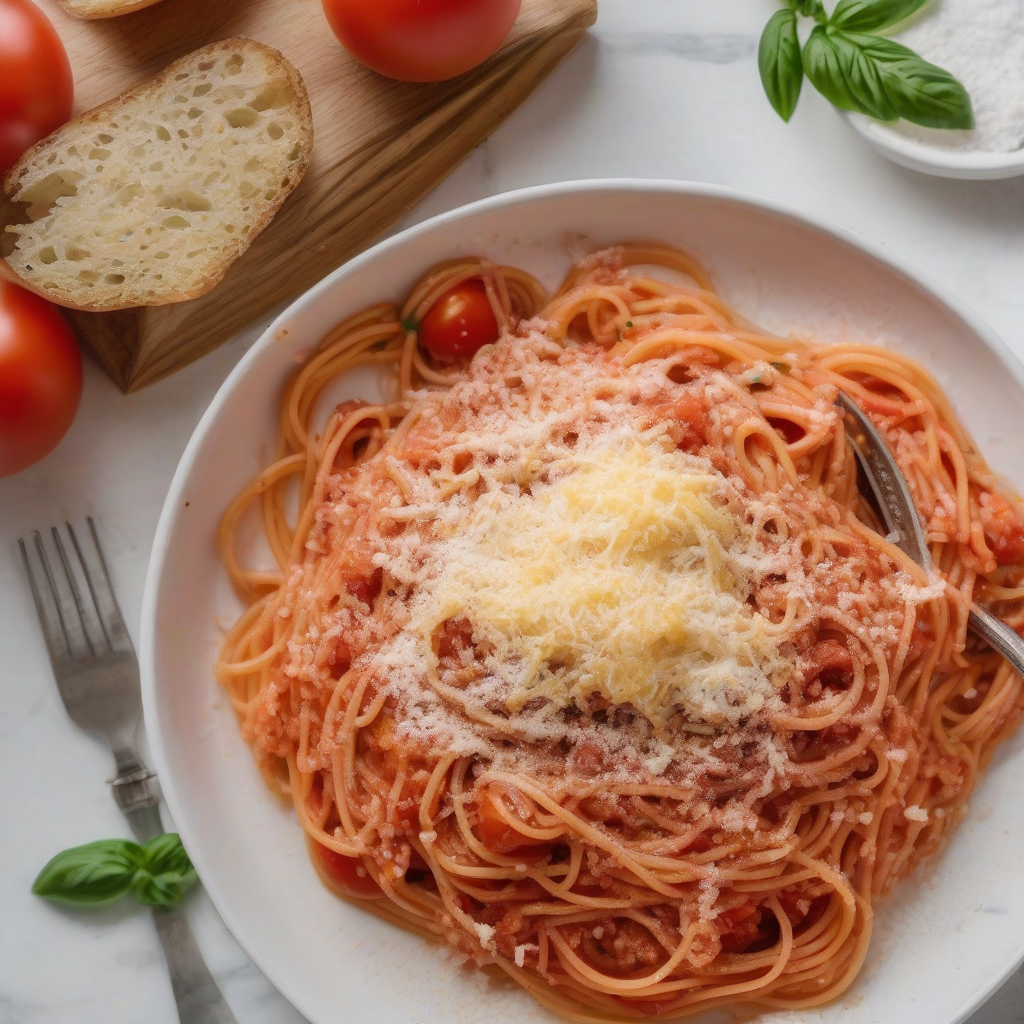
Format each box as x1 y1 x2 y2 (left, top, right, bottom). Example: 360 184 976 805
32 833 197 909
758 0 974 130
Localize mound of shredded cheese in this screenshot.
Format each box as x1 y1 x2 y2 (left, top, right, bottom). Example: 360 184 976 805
414 435 785 726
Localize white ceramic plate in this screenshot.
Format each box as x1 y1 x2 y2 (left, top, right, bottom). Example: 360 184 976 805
142 180 1024 1024
843 111 1024 180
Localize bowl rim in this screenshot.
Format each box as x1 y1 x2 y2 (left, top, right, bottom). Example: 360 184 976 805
140 177 1024 1024
844 111 1024 179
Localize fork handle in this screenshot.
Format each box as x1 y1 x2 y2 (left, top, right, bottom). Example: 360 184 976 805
152 906 239 1024
111 748 239 1024
110 746 161 827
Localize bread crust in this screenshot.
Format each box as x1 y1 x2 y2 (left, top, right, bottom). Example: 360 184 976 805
54 0 168 20
0 38 314 312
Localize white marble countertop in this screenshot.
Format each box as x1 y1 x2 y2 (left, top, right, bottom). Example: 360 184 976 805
5 1 1024 1022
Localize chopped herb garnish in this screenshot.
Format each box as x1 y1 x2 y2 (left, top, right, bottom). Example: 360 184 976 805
401 316 419 332
770 361 791 374
625 321 634 329
750 373 763 384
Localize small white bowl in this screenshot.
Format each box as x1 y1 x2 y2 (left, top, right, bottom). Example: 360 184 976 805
844 111 1024 179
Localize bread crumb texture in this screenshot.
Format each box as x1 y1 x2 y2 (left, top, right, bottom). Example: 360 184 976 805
1 39 312 310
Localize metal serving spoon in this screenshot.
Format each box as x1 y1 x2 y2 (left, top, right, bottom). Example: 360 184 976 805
836 391 1024 677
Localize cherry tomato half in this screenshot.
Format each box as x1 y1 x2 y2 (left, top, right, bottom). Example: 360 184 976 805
311 841 385 899
321 0 521 83
419 279 500 363
0 0 74 175
0 280 82 478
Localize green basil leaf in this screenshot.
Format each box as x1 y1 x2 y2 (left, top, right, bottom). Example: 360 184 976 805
33 839 143 906
130 833 198 908
785 0 826 18
803 26 896 120
830 0 931 32
759 10 804 122
851 34 974 129
142 832 193 875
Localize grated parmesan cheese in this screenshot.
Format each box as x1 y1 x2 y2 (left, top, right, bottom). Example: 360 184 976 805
514 943 539 968
412 436 786 727
472 921 497 952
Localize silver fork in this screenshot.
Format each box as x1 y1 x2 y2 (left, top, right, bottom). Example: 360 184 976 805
20 518 237 1024
838 391 1024 676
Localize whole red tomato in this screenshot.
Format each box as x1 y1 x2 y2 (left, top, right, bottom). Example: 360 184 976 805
0 0 74 175
0 280 82 477
321 0 521 83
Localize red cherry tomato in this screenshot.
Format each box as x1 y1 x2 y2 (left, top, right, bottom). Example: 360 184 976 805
419 279 500 363
0 280 82 478
320 0 521 83
311 841 385 899
0 0 74 174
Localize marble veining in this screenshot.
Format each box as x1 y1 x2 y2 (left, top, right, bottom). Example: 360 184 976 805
4 1 1024 1022
600 32 756 63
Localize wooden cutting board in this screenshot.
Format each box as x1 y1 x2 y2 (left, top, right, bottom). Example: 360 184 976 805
28 0 597 391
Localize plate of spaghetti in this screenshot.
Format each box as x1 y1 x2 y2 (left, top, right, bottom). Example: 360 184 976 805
142 180 1024 1024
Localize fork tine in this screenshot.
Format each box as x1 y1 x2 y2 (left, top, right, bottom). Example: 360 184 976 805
32 530 91 661
51 526 99 658
66 521 114 651
19 535 72 665
74 517 133 654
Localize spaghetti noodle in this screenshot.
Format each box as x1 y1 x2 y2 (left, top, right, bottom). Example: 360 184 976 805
217 245 1024 1021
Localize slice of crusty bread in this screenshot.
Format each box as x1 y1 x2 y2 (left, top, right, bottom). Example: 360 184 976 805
0 38 313 311
55 0 167 19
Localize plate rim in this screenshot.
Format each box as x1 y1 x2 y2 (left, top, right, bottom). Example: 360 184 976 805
140 177 1024 1024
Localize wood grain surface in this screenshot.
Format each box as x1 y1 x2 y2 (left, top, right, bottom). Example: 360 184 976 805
27 0 596 390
